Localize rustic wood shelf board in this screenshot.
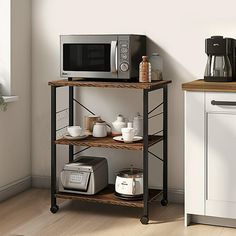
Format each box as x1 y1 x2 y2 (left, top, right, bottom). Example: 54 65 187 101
48 79 171 90
56 185 162 208
55 135 163 150
182 79 236 92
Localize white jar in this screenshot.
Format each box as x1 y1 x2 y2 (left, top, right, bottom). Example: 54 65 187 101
92 122 107 137
133 112 143 137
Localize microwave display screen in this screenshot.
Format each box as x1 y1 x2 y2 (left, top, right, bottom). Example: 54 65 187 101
63 44 111 72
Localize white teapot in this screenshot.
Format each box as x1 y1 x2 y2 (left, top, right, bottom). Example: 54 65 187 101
112 114 126 135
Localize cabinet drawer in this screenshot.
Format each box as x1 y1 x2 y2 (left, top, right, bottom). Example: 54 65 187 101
206 92 236 113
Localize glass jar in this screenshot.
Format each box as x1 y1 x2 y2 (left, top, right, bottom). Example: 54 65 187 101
150 53 163 81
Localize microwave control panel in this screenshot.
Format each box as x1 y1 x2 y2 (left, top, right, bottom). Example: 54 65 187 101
119 41 129 72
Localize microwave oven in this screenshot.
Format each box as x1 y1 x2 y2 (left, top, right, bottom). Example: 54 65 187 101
60 34 146 80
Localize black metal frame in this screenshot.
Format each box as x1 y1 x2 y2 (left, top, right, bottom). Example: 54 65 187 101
50 82 168 223
69 86 74 163
50 86 58 213
140 84 168 224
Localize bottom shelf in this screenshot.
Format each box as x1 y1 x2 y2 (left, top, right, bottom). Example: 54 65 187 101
56 184 162 208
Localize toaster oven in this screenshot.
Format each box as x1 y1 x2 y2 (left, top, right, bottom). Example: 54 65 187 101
59 156 108 195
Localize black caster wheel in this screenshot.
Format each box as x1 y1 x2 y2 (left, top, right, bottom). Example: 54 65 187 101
50 205 59 214
161 199 168 206
140 216 149 225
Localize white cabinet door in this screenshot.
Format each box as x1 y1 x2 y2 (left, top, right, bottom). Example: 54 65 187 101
185 91 205 215
206 113 236 219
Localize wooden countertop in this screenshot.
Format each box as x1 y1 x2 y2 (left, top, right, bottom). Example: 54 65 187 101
182 79 236 92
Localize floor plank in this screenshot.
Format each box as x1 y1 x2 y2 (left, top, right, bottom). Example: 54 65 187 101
0 188 235 236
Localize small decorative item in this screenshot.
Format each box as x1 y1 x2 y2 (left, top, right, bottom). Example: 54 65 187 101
139 56 151 83
0 95 7 111
84 115 100 135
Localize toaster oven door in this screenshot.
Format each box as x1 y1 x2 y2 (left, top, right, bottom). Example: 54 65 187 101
61 170 90 191
61 35 118 79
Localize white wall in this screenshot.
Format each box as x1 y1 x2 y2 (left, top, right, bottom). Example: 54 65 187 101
0 0 31 188
31 0 236 193
0 0 11 95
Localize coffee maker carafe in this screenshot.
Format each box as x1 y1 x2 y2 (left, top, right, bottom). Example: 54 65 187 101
204 36 236 82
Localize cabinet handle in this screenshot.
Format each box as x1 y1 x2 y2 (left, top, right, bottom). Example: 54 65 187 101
211 100 236 106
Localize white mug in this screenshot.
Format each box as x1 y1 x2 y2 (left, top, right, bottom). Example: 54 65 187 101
67 126 82 137
121 127 135 143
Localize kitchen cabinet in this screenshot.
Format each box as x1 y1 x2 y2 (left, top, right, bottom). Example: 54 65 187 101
207 112 236 219
49 78 171 224
183 80 236 227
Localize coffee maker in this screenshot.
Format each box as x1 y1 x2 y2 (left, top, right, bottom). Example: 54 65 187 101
204 36 236 82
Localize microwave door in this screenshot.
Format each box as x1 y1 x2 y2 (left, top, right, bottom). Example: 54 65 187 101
61 35 118 79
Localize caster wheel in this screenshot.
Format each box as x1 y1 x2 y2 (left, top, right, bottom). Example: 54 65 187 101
140 216 149 225
161 199 168 206
50 205 59 214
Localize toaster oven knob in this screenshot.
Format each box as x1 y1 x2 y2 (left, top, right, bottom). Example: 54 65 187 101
120 62 129 72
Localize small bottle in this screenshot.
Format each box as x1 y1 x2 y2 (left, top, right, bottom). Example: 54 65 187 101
139 56 151 82
150 53 163 81
127 122 133 128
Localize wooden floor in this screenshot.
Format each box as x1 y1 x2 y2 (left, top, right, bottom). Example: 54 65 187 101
0 189 236 236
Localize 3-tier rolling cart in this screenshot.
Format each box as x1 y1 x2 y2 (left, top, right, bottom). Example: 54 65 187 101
49 79 171 224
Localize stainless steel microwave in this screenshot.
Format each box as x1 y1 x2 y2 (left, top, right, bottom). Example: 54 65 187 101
60 34 146 79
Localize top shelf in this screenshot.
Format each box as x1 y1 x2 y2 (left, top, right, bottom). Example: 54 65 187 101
48 79 171 90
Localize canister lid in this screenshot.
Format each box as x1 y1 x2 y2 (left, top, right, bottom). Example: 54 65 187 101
151 52 160 57
134 112 142 120
117 168 143 178
142 56 148 62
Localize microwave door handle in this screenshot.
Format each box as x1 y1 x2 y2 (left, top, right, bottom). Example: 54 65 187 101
111 41 117 73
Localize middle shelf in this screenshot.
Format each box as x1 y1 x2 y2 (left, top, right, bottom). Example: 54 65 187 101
55 135 163 151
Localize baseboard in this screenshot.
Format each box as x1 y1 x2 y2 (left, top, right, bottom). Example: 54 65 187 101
0 176 31 202
32 175 184 204
32 175 55 189
191 214 236 228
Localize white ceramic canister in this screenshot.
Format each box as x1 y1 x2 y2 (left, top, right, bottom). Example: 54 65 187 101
92 121 107 137
133 112 143 137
